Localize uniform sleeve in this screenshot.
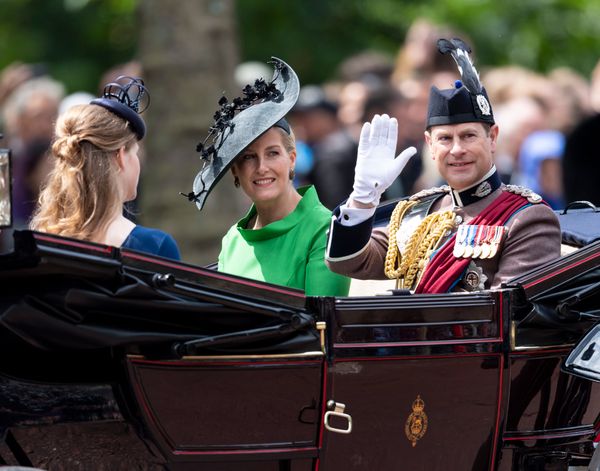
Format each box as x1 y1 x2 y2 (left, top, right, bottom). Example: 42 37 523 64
305 224 351 296
491 203 561 288
326 223 390 280
157 233 181 260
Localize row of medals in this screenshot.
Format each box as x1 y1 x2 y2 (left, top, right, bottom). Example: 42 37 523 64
453 224 505 259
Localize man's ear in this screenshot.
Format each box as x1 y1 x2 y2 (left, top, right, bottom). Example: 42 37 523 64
424 131 434 159
489 124 499 153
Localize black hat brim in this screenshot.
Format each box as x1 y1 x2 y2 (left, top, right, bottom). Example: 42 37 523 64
90 98 146 140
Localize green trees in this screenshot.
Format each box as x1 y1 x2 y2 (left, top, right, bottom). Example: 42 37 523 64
236 0 600 83
1 0 598 99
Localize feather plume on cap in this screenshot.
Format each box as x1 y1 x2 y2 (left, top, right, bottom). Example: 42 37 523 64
437 38 482 95
426 37 494 127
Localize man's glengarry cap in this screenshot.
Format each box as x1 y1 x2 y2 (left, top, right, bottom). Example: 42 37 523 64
426 38 494 128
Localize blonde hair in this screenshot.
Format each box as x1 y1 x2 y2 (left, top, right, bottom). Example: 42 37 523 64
30 104 137 241
274 125 296 153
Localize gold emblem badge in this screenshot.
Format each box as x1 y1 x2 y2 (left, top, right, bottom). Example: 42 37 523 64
405 395 428 447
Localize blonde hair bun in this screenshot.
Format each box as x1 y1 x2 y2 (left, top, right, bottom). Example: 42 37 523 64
52 134 81 165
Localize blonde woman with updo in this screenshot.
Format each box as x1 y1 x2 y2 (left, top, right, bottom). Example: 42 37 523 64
30 76 180 260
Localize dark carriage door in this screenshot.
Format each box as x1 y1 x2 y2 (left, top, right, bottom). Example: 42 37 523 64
118 253 329 470
321 291 508 471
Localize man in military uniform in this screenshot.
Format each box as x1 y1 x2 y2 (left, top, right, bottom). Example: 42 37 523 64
325 39 561 293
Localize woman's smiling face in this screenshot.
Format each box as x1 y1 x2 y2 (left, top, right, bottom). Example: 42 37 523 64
231 127 296 204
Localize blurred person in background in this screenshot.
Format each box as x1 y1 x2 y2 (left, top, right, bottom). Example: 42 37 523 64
492 94 547 184
548 67 593 135
518 129 565 209
516 67 593 210
2 74 65 228
391 18 457 83
30 76 180 259
0 62 40 110
488 65 591 209
562 58 600 206
59 91 96 116
291 84 357 210
483 66 551 185
336 49 395 141
360 84 423 198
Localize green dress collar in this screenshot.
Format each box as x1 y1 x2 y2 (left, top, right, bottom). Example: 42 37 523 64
236 186 319 241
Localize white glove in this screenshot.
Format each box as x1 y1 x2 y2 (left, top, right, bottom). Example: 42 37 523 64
349 114 417 206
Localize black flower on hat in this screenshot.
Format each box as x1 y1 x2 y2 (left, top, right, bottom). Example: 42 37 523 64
184 57 300 210
195 76 283 162
90 76 149 140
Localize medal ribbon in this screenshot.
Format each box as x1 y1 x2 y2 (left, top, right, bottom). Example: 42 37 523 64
453 224 468 257
415 192 537 294
466 225 477 247
475 225 487 247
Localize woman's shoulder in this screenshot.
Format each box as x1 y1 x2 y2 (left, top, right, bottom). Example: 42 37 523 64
301 186 335 221
123 225 181 260
128 225 171 239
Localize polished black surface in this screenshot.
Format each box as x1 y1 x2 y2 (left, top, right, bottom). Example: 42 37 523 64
0 230 599 469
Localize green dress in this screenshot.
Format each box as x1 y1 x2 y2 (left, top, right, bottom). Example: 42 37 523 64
218 186 350 296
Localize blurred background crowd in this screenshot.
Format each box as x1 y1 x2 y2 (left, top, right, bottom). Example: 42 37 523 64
0 0 599 263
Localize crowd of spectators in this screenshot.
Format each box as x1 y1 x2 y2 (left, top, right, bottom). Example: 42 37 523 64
287 18 600 211
0 18 599 251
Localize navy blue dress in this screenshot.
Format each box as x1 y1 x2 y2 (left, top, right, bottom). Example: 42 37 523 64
122 226 181 260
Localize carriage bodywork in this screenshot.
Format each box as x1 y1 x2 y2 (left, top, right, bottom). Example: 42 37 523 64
1 205 600 470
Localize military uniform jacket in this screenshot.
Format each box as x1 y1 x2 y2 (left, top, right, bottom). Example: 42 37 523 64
326 182 561 291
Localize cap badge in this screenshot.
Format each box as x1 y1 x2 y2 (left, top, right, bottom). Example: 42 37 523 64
476 94 491 116
472 181 492 198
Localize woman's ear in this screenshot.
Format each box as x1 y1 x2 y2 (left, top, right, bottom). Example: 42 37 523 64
289 149 297 167
116 147 127 171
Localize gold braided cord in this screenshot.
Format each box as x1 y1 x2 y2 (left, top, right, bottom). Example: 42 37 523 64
384 200 417 279
385 204 456 290
404 210 456 289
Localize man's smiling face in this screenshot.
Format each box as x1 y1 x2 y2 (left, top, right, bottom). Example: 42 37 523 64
425 122 499 190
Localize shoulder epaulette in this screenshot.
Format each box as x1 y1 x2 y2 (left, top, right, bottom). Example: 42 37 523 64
503 184 543 204
409 185 450 202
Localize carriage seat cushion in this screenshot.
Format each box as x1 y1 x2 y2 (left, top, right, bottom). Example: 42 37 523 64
555 204 600 247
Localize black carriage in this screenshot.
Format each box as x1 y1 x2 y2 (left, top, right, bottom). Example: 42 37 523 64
1 202 600 470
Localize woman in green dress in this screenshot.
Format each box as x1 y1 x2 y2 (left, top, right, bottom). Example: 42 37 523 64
186 58 349 296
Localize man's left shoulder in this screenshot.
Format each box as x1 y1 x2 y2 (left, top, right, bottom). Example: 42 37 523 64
501 185 559 220
502 184 545 204
500 186 560 232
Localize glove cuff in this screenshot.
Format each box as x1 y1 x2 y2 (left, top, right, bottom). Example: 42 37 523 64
349 189 381 207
